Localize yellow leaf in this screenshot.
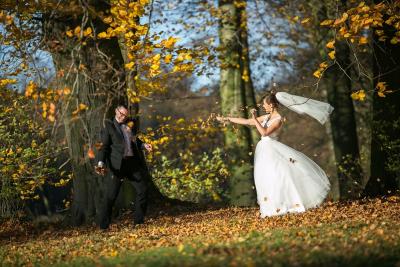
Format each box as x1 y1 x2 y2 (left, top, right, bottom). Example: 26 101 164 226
125 62 135 70
66 30 74 38
390 37 399 45
63 87 71 95
359 36 368 44
103 17 113 24
351 90 366 101
150 63 160 71
320 19 334 26
119 10 127 17
163 37 179 49
97 32 108 39
313 70 322 78
184 54 192 61
319 62 328 69
79 103 88 110
377 91 386 97
83 27 92 37
376 81 386 91
164 54 172 64
301 18 310 24
153 54 161 61
74 26 81 36
328 50 336 60
326 40 335 49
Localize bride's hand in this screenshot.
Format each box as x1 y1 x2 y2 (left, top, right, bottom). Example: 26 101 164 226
250 108 257 119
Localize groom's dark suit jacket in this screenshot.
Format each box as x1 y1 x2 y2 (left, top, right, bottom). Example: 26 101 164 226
96 117 147 171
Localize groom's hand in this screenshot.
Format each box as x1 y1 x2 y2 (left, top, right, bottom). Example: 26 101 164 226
95 166 107 176
95 162 107 176
143 143 153 152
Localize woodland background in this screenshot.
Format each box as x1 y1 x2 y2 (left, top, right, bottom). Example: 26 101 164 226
0 0 399 266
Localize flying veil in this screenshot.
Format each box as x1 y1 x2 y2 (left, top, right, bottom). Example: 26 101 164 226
275 92 334 124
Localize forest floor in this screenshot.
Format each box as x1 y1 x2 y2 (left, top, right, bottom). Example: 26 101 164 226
1 196 400 267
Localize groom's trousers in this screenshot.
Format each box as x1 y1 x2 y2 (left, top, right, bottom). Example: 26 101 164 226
98 156 148 229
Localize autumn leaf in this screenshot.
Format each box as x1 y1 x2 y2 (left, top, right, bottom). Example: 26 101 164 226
97 32 108 39
328 50 336 60
125 62 135 70
313 70 322 78
66 30 74 38
359 36 368 44
83 27 92 37
73 26 81 36
164 54 172 64
301 18 310 24
326 40 335 49
351 90 366 101
320 19 334 26
87 148 95 159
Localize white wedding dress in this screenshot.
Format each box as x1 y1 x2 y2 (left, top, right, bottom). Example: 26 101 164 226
254 115 331 217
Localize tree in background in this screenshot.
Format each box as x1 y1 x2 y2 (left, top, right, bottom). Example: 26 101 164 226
217 0 256 206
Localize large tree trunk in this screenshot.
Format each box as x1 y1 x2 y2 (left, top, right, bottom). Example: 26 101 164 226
315 0 363 199
44 0 126 225
364 1 400 196
218 0 256 206
325 41 364 199
45 1 181 225
237 3 259 148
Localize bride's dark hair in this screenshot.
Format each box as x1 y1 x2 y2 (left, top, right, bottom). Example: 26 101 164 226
261 90 279 108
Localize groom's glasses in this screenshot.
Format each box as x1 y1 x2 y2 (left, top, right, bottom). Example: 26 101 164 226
117 108 129 118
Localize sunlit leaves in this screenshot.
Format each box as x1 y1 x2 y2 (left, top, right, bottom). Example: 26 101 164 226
320 1 400 45
328 50 335 60
326 40 335 49
127 88 140 103
376 81 393 97
0 78 17 87
0 88 70 204
313 62 330 79
71 103 88 117
162 37 179 49
351 90 366 101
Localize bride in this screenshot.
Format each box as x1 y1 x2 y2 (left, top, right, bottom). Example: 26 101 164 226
217 90 332 217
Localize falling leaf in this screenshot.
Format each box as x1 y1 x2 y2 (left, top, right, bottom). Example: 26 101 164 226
87 148 95 159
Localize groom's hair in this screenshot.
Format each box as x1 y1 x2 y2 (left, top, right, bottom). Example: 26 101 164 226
116 104 128 110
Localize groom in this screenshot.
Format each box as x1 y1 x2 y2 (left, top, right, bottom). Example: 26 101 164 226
95 104 152 229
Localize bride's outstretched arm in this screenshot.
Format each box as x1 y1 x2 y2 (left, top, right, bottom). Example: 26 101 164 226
216 115 265 126
251 109 281 137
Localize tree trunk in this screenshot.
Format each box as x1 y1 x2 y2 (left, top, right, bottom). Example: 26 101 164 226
237 3 259 148
364 1 400 196
44 0 134 225
218 0 256 206
325 40 363 199
316 0 363 199
45 1 182 224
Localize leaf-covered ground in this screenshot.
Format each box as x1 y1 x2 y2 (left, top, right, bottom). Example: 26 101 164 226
1 196 400 266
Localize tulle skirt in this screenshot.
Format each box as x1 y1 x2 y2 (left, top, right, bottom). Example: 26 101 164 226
254 136 330 218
